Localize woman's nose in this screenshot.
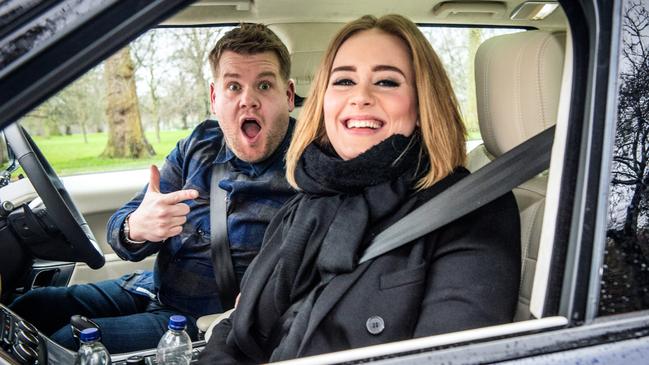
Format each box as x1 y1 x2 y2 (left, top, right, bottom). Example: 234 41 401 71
349 84 373 107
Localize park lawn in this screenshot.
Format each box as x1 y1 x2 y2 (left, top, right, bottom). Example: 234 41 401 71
26 130 191 176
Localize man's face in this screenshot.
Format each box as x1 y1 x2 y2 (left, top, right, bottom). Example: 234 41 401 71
210 50 295 163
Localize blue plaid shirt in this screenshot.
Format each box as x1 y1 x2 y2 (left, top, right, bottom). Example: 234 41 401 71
106 119 295 317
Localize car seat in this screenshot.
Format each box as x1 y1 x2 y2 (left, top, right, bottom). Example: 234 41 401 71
468 30 565 321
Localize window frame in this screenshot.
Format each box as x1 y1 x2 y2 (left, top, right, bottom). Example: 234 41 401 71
1 0 645 363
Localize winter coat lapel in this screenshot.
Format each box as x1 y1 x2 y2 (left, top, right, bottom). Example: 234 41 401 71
297 260 373 355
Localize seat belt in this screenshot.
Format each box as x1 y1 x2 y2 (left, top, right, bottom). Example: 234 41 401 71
210 163 238 309
359 125 555 264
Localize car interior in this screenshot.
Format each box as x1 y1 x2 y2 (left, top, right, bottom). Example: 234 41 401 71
0 0 581 363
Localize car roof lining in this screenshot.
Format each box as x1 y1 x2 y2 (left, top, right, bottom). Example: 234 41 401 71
164 0 568 31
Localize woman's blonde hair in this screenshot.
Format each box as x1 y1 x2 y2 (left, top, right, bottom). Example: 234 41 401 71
286 14 466 190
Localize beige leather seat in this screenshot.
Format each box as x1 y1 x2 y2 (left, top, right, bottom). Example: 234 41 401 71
468 30 565 321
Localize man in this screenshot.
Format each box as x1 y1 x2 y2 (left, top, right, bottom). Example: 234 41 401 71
9 23 296 353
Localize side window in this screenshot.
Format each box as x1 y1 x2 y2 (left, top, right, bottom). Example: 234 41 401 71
600 0 649 315
419 27 523 150
17 27 230 176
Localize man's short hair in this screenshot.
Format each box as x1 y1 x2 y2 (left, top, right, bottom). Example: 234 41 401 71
209 23 291 81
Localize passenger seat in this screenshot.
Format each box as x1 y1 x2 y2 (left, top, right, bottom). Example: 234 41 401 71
468 30 565 321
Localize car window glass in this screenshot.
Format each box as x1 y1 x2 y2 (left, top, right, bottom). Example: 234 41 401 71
16 27 231 177
599 0 649 315
16 25 520 177
419 27 523 150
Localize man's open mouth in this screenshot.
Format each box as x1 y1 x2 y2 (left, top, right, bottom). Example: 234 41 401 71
241 118 262 139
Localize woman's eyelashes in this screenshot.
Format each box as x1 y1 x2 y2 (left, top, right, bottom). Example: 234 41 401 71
332 78 355 86
376 79 400 87
330 77 401 87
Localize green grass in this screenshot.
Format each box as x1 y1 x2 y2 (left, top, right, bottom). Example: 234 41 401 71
25 130 190 176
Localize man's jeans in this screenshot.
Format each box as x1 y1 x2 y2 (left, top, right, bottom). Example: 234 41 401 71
8 279 198 354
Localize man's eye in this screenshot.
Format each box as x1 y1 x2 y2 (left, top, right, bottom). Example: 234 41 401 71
259 81 271 90
332 79 354 86
227 83 241 91
376 79 399 87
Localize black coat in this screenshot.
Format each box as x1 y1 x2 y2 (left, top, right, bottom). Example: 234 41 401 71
199 171 521 363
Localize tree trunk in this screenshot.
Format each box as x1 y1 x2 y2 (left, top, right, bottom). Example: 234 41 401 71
182 113 189 130
149 67 161 142
81 120 88 143
102 46 155 158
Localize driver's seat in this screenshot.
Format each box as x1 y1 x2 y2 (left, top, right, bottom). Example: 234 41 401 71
468 30 566 321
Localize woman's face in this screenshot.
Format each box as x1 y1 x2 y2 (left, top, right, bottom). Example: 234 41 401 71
323 29 418 160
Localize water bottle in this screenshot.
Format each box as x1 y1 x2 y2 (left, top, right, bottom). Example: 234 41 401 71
75 328 111 365
156 315 193 365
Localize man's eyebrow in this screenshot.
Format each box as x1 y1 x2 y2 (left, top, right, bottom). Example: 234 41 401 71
257 71 278 79
373 65 406 77
222 72 240 79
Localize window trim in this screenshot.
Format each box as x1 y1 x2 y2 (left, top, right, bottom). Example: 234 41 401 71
0 0 192 131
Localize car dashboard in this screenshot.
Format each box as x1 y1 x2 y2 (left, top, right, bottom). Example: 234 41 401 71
0 304 205 365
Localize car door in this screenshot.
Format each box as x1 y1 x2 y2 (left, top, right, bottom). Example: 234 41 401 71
1 0 648 364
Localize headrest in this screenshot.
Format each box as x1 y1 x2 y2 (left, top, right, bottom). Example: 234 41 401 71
475 31 565 157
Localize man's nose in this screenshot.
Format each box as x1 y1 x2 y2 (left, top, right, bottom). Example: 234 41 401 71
240 88 260 109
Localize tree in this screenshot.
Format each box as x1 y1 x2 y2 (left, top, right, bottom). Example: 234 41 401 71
611 0 649 238
464 28 482 134
420 27 487 136
600 0 649 315
21 67 105 139
171 28 225 122
102 46 154 158
133 31 163 142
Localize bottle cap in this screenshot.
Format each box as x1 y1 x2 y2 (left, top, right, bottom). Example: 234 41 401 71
79 328 100 342
168 315 187 330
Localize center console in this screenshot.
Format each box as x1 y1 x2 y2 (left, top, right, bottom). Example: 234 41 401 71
111 344 205 365
1 306 45 365
1 305 204 365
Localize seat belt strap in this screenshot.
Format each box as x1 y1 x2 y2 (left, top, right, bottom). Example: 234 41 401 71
210 163 238 310
359 125 555 264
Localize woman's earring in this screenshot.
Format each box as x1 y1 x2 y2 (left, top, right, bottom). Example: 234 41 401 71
416 119 420 127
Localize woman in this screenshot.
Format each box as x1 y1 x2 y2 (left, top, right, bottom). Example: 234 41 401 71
198 14 520 364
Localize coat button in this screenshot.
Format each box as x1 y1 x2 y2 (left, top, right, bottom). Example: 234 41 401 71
366 315 385 335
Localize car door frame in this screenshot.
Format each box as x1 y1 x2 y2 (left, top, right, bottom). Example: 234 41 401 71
0 0 641 363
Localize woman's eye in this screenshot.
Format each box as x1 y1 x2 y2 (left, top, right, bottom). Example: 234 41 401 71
332 78 355 86
259 81 271 90
227 83 241 92
376 79 399 87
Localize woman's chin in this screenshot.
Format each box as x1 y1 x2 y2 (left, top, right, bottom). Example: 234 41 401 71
334 144 373 161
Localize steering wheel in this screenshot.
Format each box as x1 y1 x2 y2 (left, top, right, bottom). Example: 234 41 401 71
4 123 105 269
